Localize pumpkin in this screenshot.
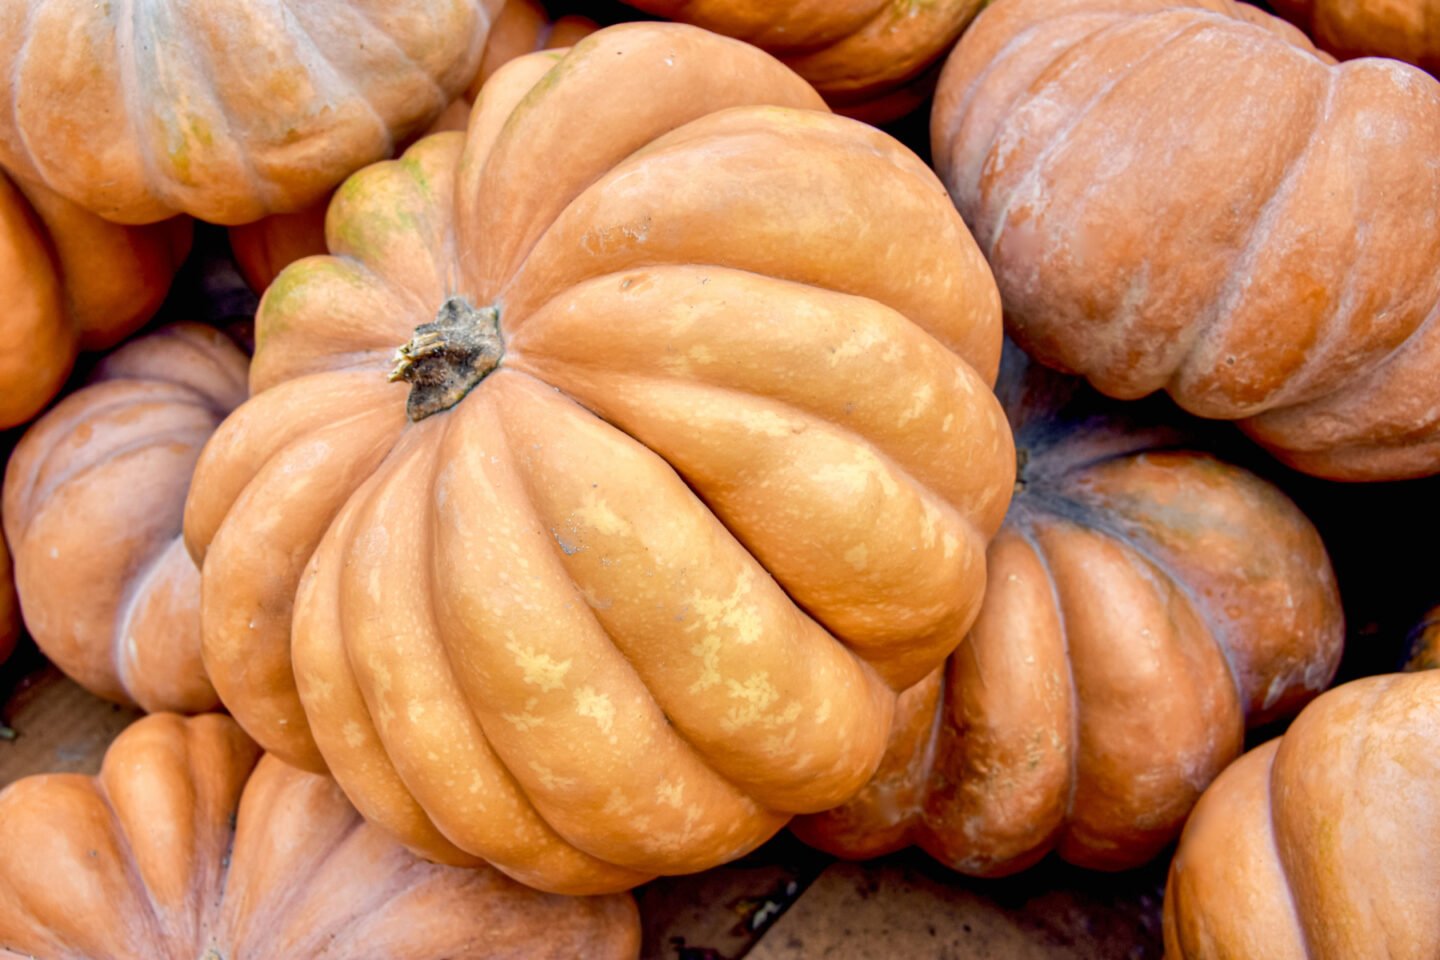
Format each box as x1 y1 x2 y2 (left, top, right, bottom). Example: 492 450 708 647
183 24 1013 894
228 0 597 293
4 324 247 713
624 0 985 122
933 0 1440 481
794 346 1343 876
1163 669 1440 958
0 0 504 225
1273 0 1439 71
0 171 190 429
0 712 641 958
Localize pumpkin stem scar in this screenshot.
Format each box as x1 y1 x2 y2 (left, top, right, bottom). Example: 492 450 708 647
388 296 503 421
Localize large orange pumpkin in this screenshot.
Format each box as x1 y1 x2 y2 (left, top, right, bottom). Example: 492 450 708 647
184 24 1013 894
228 0 597 293
933 0 1440 481
0 0 503 225
0 712 641 958
794 347 1343 876
4 324 247 713
1273 0 1439 71
1163 669 1440 958
624 0 985 122
0 171 190 429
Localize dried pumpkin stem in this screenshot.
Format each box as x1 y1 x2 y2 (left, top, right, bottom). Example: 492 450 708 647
388 296 503 421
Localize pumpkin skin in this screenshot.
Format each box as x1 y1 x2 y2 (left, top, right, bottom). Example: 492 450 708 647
1163 670 1440 958
3 324 247 712
794 346 1343 876
0 171 190 429
0 712 641 959
0 0 503 225
625 0 985 122
228 0 597 294
933 0 1440 481
1273 0 1440 71
184 25 1012 894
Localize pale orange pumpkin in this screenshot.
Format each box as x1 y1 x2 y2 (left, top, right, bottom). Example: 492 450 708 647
795 346 1343 876
4 324 247 712
624 0 986 122
0 171 190 429
0 0 504 225
1163 670 1440 958
184 25 1012 893
0 712 641 959
933 0 1440 480
1274 0 1440 71
228 0 597 293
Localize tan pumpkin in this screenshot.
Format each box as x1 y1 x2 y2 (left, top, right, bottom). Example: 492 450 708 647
228 0 597 293
0 171 190 429
794 346 1343 876
184 24 1012 893
933 0 1440 481
1274 0 1440 71
1163 669 1440 958
4 324 247 712
0 0 504 225
0 712 641 959
623 0 986 122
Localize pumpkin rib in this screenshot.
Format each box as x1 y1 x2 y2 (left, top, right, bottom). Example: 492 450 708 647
11 423 215 534
1191 68 1333 405
277 0 400 158
201 401 407 770
112 0 174 224
1261 730 1316 958
1014 517 1086 857
983 17 1215 265
936 9 1124 191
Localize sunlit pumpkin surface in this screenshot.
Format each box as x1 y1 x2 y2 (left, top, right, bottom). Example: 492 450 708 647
183 24 1015 893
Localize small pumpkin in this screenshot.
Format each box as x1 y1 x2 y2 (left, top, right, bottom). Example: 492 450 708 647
794 346 1343 876
228 0 597 294
4 324 247 712
1273 0 1439 71
184 25 1012 893
0 712 641 959
1163 669 1440 958
624 0 985 122
0 171 190 429
0 0 504 225
933 0 1440 481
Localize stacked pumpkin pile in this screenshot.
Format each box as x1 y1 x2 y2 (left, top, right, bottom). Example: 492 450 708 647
0 0 1434 955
